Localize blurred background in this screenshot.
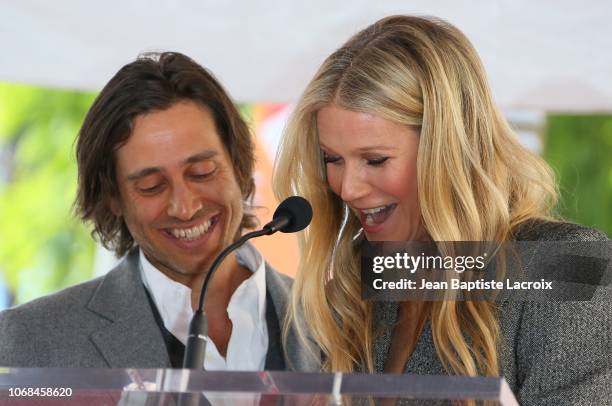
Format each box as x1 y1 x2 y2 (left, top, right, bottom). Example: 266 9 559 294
1 1 611 308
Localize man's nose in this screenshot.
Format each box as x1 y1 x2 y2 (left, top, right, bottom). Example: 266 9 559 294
339 165 371 203
167 183 203 220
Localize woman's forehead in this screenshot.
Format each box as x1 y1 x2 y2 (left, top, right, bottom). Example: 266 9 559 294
317 105 417 151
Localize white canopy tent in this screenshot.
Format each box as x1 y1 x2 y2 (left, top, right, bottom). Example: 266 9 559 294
1 1 610 293
2 0 612 111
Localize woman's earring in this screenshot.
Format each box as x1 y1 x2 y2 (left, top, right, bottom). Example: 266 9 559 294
353 228 364 241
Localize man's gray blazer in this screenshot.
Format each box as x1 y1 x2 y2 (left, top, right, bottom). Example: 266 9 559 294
0 248 319 371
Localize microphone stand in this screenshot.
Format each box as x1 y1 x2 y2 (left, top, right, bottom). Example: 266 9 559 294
177 196 309 406
182 219 288 369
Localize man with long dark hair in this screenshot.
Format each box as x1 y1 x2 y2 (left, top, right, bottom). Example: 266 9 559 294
0 52 316 371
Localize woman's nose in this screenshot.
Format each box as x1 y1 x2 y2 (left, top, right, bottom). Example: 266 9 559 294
339 165 371 203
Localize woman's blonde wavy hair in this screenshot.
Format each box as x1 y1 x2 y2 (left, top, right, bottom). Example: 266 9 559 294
273 15 558 375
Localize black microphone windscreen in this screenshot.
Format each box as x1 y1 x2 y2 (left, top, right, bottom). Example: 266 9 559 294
273 196 313 233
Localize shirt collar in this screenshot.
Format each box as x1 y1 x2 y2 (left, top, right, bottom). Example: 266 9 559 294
233 241 267 321
138 241 267 336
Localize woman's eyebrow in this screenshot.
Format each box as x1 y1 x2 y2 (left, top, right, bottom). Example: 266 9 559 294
356 145 395 152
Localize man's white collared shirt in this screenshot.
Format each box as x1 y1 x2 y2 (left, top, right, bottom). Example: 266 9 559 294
139 242 268 371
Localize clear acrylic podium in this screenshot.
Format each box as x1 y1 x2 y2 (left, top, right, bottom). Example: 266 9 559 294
0 368 518 405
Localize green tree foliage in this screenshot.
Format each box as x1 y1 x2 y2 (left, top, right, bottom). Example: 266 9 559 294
0 83 97 304
544 115 612 237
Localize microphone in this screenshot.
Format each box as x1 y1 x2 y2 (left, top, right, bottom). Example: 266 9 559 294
182 196 312 369
263 195 313 234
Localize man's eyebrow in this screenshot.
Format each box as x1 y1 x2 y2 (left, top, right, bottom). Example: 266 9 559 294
125 150 218 181
126 167 161 181
184 150 217 164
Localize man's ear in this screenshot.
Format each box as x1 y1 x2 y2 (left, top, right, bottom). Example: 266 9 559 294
109 197 122 217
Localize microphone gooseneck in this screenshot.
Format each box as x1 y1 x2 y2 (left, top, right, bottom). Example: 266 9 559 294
182 196 312 369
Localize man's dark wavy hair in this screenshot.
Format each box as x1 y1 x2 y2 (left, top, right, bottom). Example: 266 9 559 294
74 52 256 257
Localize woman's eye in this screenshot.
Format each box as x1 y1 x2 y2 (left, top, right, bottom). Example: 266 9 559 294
322 152 341 164
367 157 389 166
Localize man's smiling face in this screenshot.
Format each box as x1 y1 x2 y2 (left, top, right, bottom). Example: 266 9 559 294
112 101 244 283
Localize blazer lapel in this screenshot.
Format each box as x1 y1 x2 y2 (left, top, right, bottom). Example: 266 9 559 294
372 301 446 375
263 290 285 370
265 264 321 372
372 301 398 372
86 249 170 368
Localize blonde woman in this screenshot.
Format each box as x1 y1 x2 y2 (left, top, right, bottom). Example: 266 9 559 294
274 15 611 404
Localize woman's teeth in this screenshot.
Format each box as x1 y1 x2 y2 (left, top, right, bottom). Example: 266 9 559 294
169 219 212 240
362 206 388 215
360 204 396 226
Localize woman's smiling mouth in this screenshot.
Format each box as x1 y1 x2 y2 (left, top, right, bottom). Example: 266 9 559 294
354 203 398 229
